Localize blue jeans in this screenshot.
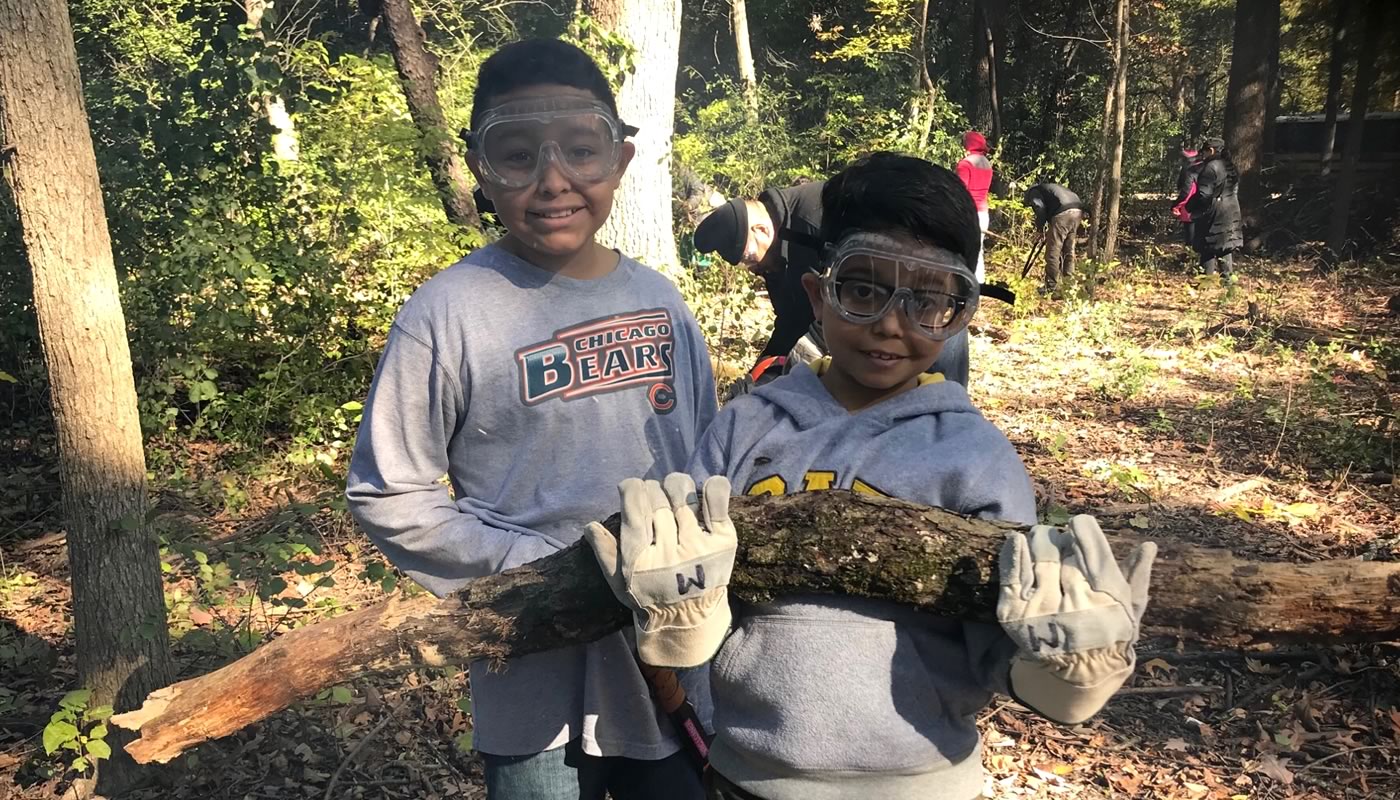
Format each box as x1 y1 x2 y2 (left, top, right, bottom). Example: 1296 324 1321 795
483 738 705 800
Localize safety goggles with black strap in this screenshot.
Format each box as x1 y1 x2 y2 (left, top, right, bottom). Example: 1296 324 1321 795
461 96 637 190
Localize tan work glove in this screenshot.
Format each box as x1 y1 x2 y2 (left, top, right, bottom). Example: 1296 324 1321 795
585 474 737 668
998 515 1156 724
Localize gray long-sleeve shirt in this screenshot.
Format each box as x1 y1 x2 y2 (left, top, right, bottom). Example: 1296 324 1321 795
347 244 717 757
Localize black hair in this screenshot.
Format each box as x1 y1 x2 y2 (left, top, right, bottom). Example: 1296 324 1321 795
819 152 981 269
471 39 618 127
1201 137 1240 187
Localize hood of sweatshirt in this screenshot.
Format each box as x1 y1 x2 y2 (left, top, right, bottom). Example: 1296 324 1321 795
748 357 978 429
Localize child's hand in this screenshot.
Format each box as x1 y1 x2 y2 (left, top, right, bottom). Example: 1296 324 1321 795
585 474 737 668
996 515 1156 723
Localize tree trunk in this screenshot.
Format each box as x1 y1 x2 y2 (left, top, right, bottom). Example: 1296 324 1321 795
1187 70 1209 144
1325 0 1384 262
113 491 1400 766
585 0 683 276
1037 40 1077 153
1223 0 1280 245
1088 66 1116 259
1319 0 1350 177
1101 0 1130 262
731 0 757 114
377 0 481 229
0 0 174 791
1171 70 1188 123
985 0 1006 146
969 0 994 136
245 0 298 161
908 0 937 149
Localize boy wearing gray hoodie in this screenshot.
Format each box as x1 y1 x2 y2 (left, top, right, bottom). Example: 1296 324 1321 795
585 153 1156 800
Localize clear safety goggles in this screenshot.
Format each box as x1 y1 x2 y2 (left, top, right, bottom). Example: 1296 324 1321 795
462 96 637 190
820 232 979 341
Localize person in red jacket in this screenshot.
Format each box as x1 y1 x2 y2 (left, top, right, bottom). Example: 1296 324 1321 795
956 130 994 282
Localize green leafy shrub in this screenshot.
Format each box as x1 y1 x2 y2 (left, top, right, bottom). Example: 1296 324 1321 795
42 690 114 777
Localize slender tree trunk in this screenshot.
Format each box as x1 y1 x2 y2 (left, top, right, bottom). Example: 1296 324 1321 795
731 0 757 114
985 0 1006 146
245 0 298 161
1038 41 1077 153
1101 0 1131 261
377 0 481 229
1088 70 1115 259
969 0 994 136
0 0 173 792
908 0 937 149
1187 70 1209 144
1223 0 1280 245
1325 0 1384 262
1171 70 1188 122
585 0 683 276
1320 0 1350 176
113 491 1400 766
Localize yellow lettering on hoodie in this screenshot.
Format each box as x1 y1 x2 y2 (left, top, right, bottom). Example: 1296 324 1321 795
852 478 892 498
746 475 787 496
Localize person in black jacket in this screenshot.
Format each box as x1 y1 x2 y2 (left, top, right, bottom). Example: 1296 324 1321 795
694 180 971 394
1184 137 1243 279
1171 147 1203 248
1023 182 1086 291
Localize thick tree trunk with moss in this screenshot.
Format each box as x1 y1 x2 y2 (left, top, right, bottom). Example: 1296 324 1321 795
114 492 1400 765
377 0 480 228
0 0 174 792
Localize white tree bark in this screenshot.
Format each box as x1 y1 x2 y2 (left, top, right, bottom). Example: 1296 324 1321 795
587 0 683 277
246 0 299 161
732 0 758 113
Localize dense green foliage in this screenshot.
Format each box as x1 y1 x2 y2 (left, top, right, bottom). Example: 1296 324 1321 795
1 0 1395 468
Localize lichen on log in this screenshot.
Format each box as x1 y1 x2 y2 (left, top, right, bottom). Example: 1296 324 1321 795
113 490 1400 765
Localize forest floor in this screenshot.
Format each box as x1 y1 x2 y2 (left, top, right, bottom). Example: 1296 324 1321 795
2 236 1398 800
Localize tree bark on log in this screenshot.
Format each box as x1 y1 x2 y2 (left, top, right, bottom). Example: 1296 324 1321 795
113 491 1400 765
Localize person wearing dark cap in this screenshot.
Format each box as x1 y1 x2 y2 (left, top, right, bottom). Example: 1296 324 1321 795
1184 137 1242 280
1023 182 1086 293
693 180 973 395
1171 147 1203 250
956 131 994 282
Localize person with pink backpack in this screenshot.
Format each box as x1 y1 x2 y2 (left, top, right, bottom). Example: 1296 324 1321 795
1171 146 1203 249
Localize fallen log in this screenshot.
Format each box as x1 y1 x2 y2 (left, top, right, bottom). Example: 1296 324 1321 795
112 491 1400 765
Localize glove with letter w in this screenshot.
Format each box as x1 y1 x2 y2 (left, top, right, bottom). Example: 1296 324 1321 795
998 515 1156 724
585 474 737 668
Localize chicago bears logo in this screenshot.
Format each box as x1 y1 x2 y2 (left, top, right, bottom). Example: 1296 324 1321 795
648 382 676 414
516 310 677 411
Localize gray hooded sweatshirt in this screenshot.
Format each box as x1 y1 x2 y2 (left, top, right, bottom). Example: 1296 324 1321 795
688 362 1037 800
347 244 717 758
